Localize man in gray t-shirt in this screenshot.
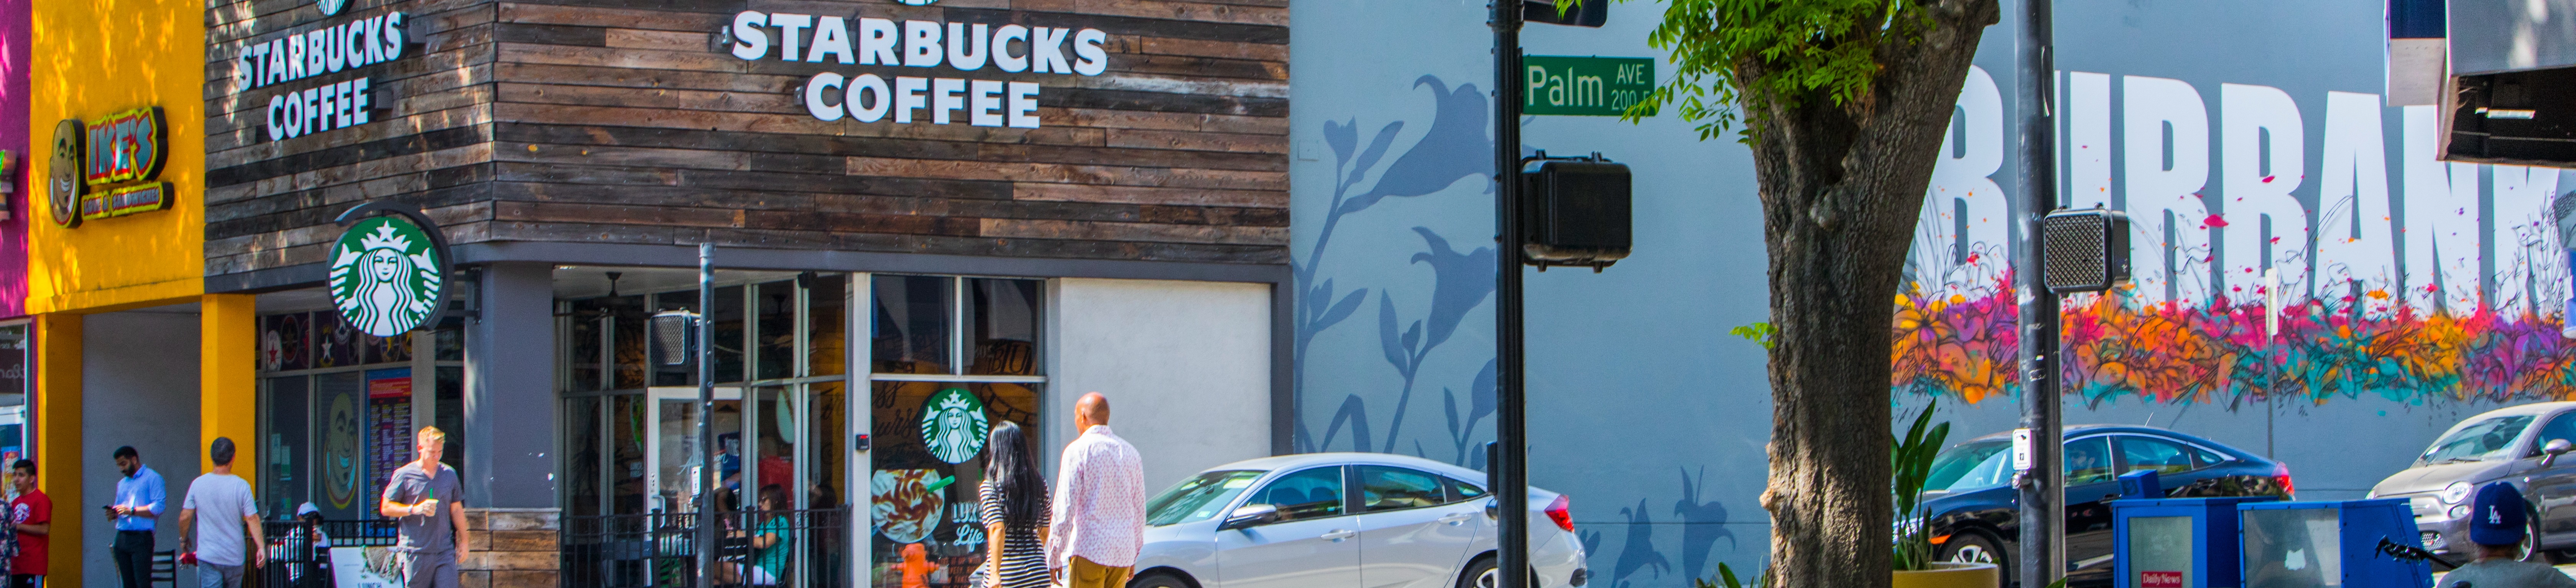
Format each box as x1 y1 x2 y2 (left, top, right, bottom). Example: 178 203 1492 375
379 427 468 588
178 437 264 588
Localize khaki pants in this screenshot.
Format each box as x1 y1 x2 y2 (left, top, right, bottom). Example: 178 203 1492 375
1060 556 1131 588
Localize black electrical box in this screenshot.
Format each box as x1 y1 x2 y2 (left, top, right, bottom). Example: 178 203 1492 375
2445 65 2576 168
2041 208 2132 294
1519 152 1631 271
1521 0 1607 27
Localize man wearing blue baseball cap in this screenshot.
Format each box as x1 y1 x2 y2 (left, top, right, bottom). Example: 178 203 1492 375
2439 482 2576 587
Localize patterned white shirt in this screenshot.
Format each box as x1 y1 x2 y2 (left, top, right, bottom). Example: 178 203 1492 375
1047 425 1146 569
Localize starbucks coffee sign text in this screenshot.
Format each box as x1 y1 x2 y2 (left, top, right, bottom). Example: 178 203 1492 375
232 12 411 141
728 12 1109 126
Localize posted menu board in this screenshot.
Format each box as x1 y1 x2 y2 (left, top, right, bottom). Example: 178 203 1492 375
367 368 412 490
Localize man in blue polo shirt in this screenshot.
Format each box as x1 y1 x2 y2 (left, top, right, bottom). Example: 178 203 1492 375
104 446 164 588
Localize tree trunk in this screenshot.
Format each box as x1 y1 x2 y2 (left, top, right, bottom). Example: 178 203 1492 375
1754 2 1997 588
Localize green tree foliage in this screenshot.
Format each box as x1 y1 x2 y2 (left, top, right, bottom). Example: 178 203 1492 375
1584 0 1946 142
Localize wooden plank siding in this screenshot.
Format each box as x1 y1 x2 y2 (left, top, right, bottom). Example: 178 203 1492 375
204 0 1289 280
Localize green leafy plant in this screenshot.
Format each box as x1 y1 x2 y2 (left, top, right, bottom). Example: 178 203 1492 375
1891 399 1951 571
1729 322 1779 350
1696 562 1774 588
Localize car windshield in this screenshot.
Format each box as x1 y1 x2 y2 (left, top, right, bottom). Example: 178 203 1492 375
2422 415 2537 463
1146 470 1265 526
1927 440 2011 494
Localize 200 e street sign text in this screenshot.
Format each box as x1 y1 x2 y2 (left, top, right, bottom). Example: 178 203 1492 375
1524 56 1654 117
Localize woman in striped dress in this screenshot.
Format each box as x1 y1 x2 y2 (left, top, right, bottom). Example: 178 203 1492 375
978 422 1051 588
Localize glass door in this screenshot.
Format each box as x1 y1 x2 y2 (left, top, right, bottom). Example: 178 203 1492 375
645 386 743 514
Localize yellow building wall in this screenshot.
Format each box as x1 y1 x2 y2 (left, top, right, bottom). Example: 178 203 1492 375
34 314 77 583
26 0 207 314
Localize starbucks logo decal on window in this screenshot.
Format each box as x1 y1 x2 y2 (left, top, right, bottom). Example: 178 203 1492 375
329 215 446 337
919 388 990 464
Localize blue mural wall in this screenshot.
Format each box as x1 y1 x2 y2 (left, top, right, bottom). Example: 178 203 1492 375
1290 0 2576 586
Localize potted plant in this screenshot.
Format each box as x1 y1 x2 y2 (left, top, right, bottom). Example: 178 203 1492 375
1892 400 1998 588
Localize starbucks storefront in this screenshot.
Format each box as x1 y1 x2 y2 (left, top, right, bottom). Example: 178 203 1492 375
204 0 1294 583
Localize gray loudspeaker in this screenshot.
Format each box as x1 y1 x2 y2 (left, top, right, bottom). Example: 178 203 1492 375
649 310 697 366
2042 208 2133 294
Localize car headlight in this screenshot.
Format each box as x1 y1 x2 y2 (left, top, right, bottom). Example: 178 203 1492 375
2441 481 2475 504
2449 505 2471 519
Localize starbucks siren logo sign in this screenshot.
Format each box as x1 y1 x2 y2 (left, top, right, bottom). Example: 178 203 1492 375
919 388 990 464
329 215 446 337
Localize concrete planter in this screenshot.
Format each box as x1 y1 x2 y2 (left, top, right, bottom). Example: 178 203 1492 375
1892 562 2001 588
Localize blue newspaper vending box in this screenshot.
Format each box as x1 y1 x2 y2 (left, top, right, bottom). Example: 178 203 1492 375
2111 471 2280 588
2237 499 2432 588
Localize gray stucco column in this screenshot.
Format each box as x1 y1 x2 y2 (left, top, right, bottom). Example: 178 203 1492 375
464 261 557 508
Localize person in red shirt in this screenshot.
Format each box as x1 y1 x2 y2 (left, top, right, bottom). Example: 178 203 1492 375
10 459 50 588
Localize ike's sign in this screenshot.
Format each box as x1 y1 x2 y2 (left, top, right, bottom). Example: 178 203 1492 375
44 107 173 227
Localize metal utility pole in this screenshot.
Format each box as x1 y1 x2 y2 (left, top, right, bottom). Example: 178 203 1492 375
695 242 718 588
1489 1 1530 587
2013 0 2064 586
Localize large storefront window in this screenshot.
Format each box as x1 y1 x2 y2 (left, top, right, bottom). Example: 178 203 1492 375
560 272 852 516
869 275 1044 587
256 311 464 521
559 270 853 588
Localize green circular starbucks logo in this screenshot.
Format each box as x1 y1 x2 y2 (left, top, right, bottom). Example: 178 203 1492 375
919 388 989 464
329 216 445 337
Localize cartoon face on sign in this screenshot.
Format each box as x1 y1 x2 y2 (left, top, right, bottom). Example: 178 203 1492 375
46 120 80 227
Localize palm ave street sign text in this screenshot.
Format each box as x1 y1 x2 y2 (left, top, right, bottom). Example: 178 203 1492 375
1522 56 1655 117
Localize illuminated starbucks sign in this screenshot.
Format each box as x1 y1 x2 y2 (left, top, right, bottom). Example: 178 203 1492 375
327 210 448 337
919 388 990 464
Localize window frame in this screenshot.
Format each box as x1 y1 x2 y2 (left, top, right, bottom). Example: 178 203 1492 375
2112 434 2204 475
1246 465 1351 522
1354 465 1450 514
867 274 1049 384
2063 435 2119 485
2530 410 2576 458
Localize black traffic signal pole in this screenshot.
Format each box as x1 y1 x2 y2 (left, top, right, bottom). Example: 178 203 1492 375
2014 0 2064 587
695 243 718 588
1490 1 1531 587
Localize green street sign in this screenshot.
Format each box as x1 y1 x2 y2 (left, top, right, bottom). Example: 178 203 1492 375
1522 56 1655 117
329 215 447 337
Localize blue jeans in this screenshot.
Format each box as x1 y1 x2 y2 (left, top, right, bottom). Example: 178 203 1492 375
196 563 243 588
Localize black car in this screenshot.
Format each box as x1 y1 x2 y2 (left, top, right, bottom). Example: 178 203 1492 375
1919 425 2293 586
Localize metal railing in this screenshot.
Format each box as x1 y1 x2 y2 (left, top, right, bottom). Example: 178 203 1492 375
256 519 401 588
562 509 851 588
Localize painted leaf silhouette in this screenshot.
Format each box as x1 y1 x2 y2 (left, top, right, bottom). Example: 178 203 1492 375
1410 227 1498 353
1341 76 1492 215
1323 117 1358 166
1344 121 1404 193
1378 292 1409 371
1315 286 1368 332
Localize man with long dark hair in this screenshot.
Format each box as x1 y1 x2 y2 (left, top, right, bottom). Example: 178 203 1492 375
977 422 1049 588
1046 393 1144 588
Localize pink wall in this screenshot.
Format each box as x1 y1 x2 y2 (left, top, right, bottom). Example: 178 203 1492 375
0 0 29 319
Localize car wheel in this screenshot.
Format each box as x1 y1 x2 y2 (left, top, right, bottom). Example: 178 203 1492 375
1458 557 1499 588
1129 571 1193 588
1942 530 2009 574
2525 506 2557 564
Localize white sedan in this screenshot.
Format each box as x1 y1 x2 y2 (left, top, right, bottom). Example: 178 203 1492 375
1129 452 1590 588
